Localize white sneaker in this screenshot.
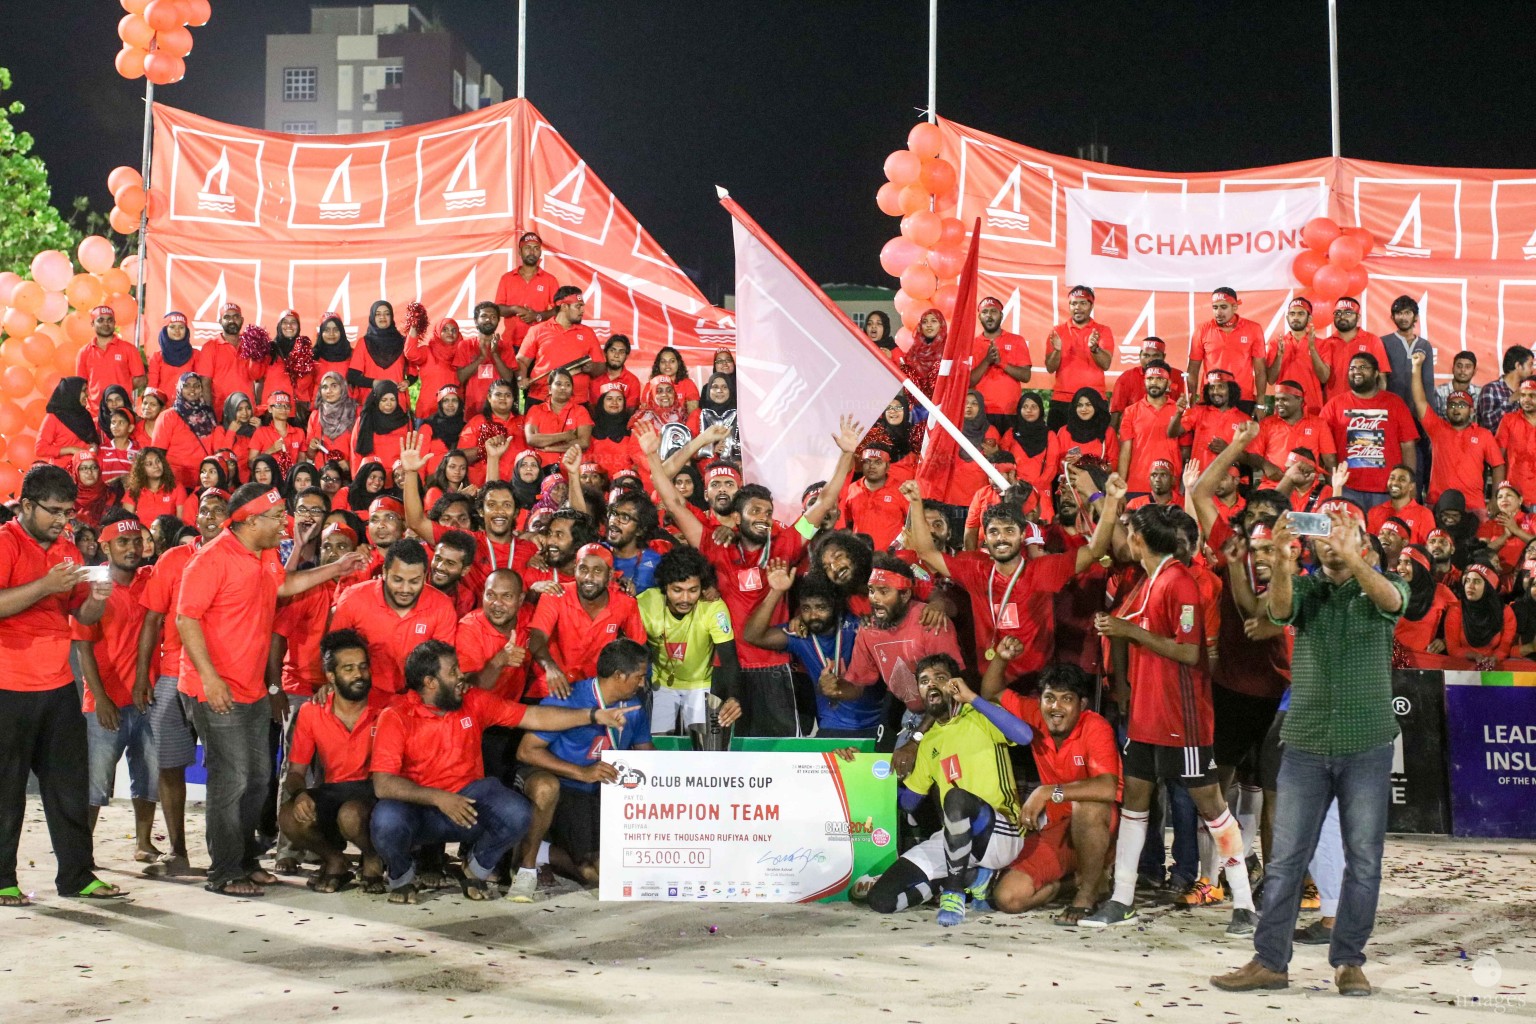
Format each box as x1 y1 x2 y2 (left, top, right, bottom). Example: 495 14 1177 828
506 868 538 903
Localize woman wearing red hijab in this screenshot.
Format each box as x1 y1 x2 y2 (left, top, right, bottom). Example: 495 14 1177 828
899 308 947 452
406 316 469 421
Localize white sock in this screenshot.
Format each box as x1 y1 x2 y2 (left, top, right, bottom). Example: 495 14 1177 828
1206 810 1254 911
1198 829 1217 883
1237 786 1263 860
536 841 551 868
516 866 536 877
1111 809 1150 906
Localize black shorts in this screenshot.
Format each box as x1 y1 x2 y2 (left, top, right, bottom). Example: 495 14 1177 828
1211 686 1282 770
1122 739 1219 788
308 780 376 848
1259 711 1286 792
550 785 601 862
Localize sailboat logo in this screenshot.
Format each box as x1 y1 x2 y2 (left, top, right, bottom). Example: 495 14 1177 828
985 165 1031 233
542 160 588 225
318 156 362 220
197 148 237 214
443 141 487 210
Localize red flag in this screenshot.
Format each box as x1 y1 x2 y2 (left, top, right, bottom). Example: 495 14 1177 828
916 219 984 499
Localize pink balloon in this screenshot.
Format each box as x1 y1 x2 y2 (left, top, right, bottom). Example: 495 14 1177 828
919 158 956 197
119 254 142 280
892 289 918 318
884 150 922 186
77 236 116 275
907 122 942 159
900 263 937 300
1302 217 1342 254
0 272 20 304
926 246 965 280
932 284 959 319
30 251 72 293
36 290 68 325
876 181 904 217
879 236 924 278
938 217 967 250
901 210 943 249
893 326 914 352
1345 265 1369 295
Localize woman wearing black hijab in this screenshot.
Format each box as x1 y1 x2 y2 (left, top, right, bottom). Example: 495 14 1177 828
313 311 354 391
1052 386 1116 476
1392 545 1453 655
423 385 466 451
1004 391 1058 521
346 459 392 514
1446 563 1516 662
347 300 408 401
864 310 897 355
690 371 739 462
37 376 100 466
352 380 413 469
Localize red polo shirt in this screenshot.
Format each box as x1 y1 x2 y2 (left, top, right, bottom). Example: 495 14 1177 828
1000 692 1123 800
1321 331 1390 402
839 478 910 552
1497 411 1536 500
525 401 594 466
430 522 533 600
844 601 964 711
76 337 146 408
192 339 246 415
1118 397 1181 493
519 320 604 403
699 527 808 669
1422 413 1504 510
1366 498 1435 545
0 522 90 692
71 567 154 711
528 586 645 682
272 580 339 696
1179 404 1251 470
1191 316 1265 398
290 694 379 784
143 540 197 682
371 687 526 793
176 529 287 704
1268 332 1326 414
1255 412 1337 473
1110 364 1186 414
457 608 546 701
495 267 559 356
329 579 460 706
971 331 1034 416
1050 319 1113 401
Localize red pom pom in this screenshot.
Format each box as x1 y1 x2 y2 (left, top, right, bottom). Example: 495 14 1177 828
284 335 315 378
403 301 429 335
475 419 508 457
237 324 272 363
270 448 294 479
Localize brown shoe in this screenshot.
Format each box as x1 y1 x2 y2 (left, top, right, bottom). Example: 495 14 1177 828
1210 959 1289 992
1335 964 1372 997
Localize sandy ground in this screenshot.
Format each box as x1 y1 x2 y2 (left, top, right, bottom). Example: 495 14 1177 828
7 798 1535 1024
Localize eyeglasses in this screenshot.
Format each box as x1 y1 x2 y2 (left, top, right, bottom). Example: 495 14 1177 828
295 506 325 518
609 511 637 524
258 510 287 523
32 502 73 520
321 474 342 484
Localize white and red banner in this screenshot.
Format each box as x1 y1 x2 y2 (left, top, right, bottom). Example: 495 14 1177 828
1064 188 1325 291
145 99 733 376
936 116 1536 384
723 193 903 520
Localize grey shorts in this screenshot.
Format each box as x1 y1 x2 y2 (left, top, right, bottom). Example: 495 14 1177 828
86 703 158 805
148 675 198 771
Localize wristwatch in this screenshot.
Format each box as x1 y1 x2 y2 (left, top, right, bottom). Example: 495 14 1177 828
588 707 598 725
1050 785 1065 804
267 684 282 696
983 647 996 662
909 730 924 743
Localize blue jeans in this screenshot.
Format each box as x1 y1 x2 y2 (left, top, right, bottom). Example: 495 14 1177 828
1137 783 1199 885
371 777 532 889
1254 741 1394 971
86 703 158 806
192 698 273 888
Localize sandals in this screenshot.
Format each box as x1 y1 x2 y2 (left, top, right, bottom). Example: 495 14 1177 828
461 877 493 901
388 882 419 905
360 875 387 895
0 885 31 907
1055 903 1094 927
307 871 355 894
206 878 265 898
67 879 127 901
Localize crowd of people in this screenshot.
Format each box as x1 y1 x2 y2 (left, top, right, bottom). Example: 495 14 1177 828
4 242 1519 999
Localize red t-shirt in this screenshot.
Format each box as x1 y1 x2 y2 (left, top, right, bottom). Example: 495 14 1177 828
1366 499 1435 546
1422 413 1503 510
943 551 1077 677
972 331 1034 416
494 267 559 354
143 540 197 681
1118 398 1180 493
290 694 380 784
525 401 594 466
457 608 546 701
371 687 526 793
589 368 643 410
126 484 192 528
1000 693 1123 800
519 320 603 403
72 567 155 711
1191 316 1265 398
430 522 533 600
176 528 288 703
528 586 645 683
76 337 146 408
272 580 338 696
329 579 460 705
844 601 964 710
456 414 525 485
1211 566 1289 700
1050 319 1113 400
1255 412 1337 474
1179 404 1251 470
839 478 910 552
0 523 90 692
1118 558 1213 747
1049 426 1117 481
699 527 808 668
249 423 309 471
1395 585 1454 653
1496 412 1536 501
1320 389 1418 495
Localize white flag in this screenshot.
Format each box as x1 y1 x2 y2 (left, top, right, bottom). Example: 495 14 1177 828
722 192 904 521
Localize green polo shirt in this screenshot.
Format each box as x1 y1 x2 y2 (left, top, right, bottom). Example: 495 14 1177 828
1271 570 1406 756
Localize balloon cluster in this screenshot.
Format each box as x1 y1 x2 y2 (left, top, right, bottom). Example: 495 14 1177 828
116 0 213 86
105 165 165 236
875 123 965 349
1291 217 1376 322
0 238 141 496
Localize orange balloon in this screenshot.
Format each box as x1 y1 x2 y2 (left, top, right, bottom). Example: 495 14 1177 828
932 284 959 319
156 25 193 58
901 210 943 249
66 274 106 310
34 369 62 398
63 311 93 346
884 150 922 186
893 327 914 351
897 183 929 216
120 254 142 280
118 13 154 48
144 0 183 32
10 281 44 315
907 122 943 160
900 264 937 301
108 206 139 234
1 364 34 397
875 181 904 218
919 158 957 196
107 165 143 195
100 268 133 296
926 245 965 279
182 0 211 26
20 333 55 366
892 289 918 318
108 293 139 323
2 307 37 339
6 435 36 468
37 290 68 325
144 52 186 86
35 323 66 346
115 185 147 217
120 0 150 13
0 403 22 436
78 236 117 276
116 45 148 80
53 339 81 376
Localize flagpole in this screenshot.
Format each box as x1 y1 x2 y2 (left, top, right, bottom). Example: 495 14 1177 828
927 0 938 123
902 380 1009 492
517 0 527 98
133 76 156 356
1328 0 1340 157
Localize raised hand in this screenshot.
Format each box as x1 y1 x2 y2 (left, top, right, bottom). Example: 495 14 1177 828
766 559 796 593
1233 419 1261 448
397 430 428 474
994 635 1025 662
561 444 582 477
484 432 511 459
1103 472 1128 503
1330 462 1350 495
898 479 922 503
633 419 660 457
1047 330 1062 351
833 413 865 454
1182 459 1201 493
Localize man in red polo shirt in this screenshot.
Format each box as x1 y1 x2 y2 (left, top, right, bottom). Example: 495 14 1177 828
642 416 859 736
589 335 643 411
495 230 560 357
1365 465 1435 544
982 654 1120 922
428 529 479 616
193 302 248 413
1256 380 1338 479
277 629 385 894
1110 337 1186 428
73 510 159 862
330 538 460 706
517 286 603 407
839 443 909 551
970 296 1033 428
528 544 644 697
76 305 147 408
1318 297 1389 403
368 639 635 902
1409 351 1504 514
459 570 543 702
177 482 367 897
1265 299 1327 415
0 464 117 905
1118 362 1182 495
1496 378 1536 502
1044 285 1114 430
1188 288 1266 410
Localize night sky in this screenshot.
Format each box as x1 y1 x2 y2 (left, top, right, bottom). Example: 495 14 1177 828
6 1 1535 302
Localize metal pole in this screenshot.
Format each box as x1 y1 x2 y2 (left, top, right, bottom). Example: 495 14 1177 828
1328 0 1340 157
133 77 156 358
927 0 937 123
517 0 527 98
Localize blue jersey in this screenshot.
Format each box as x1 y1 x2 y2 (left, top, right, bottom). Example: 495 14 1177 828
612 547 663 594
537 678 651 792
783 616 883 734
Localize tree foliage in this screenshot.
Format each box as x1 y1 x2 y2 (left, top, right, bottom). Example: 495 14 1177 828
0 67 84 276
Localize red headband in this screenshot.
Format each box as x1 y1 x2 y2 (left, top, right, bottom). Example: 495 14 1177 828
1520 378 1536 395
1467 564 1499 589
163 311 188 326
101 518 144 541
598 380 627 396
1206 370 1236 385
1336 297 1361 312
1428 528 1450 543
279 309 300 323
868 568 911 591
436 383 461 399
1447 391 1474 408
576 542 613 566
1497 481 1523 498
978 296 1004 312
556 293 584 306
1212 291 1239 305
1142 338 1167 352
141 386 166 404
227 488 283 526
1288 298 1313 312
1316 498 1365 523
369 496 404 518
322 522 358 545
267 390 292 406
221 302 242 315
1405 547 1432 572
1379 519 1406 537
1286 450 1315 468
1144 365 1171 380
91 305 114 318
1068 286 1094 302
580 462 602 475
1150 458 1174 472
200 486 230 503
859 448 890 462
519 231 542 245
706 464 742 484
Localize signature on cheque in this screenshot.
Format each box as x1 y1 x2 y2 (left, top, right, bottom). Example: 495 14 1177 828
757 847 828 874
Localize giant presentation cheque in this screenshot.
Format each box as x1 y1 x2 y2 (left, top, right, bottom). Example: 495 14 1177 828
598 751 898 903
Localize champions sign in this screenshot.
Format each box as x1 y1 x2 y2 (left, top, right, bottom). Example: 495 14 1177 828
1065 188 1326 291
